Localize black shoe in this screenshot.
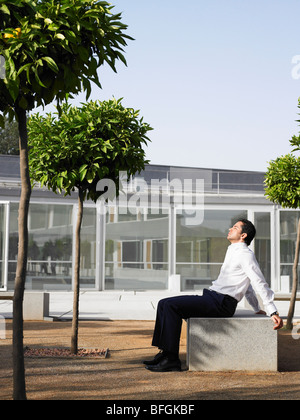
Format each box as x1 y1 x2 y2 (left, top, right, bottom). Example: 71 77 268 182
145 356 181 372
143 351 165 366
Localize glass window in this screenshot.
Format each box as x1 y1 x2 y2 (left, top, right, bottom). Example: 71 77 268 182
8 203 73 291
280 211 300 292
177 210 247 291
8 203 97 291
122 241 143 269
254 212 271 286
105 207 169 290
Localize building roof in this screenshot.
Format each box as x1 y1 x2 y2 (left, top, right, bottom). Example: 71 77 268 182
0 155 268 204
141 164 265 194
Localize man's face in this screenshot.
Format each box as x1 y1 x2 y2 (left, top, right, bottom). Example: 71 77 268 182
227 221 246 243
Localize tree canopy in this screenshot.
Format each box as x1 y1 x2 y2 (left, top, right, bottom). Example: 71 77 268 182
265 108 300 209
264 154 300 209
28 99 152 202
0 0 132 123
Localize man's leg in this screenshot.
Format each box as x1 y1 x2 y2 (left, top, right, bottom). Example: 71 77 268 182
143 297 172 366
146 290 237 371
152 292 220 356
151 297 172 351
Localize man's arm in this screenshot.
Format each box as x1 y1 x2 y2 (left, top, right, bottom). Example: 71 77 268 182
241 252 276 314
245 284 262 313
246 281 283 329
241 252 283 329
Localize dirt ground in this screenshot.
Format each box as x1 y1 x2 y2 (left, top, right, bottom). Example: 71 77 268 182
1 319 300 400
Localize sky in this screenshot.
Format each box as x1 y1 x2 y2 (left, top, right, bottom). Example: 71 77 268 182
38 0 300 172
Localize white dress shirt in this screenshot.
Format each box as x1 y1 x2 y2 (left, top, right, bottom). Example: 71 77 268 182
209 242 278 316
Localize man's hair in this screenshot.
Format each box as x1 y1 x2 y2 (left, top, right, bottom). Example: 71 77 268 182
238 219 256 246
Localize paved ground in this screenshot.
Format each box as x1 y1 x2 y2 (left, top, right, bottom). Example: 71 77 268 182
1 291 299 321
1 319 300 400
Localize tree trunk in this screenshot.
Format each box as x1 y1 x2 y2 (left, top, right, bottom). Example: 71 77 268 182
286 217 300 330
71 187 84 354
13 107 31 400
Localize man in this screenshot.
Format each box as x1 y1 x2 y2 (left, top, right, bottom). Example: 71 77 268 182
144 219 283 372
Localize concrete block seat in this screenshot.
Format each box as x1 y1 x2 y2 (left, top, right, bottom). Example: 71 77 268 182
23 292 50 321
187 309 278 372
0 292 49 321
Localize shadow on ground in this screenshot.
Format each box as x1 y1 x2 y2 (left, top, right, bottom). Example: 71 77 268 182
1 320 300 400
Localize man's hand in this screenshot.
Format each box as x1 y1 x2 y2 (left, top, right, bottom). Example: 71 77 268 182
272 314 283 330
256 310 283 330
256 310 267 315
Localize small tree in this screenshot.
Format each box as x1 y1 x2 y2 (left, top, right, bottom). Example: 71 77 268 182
265 109 300 330
0 0 132 400
28 99 152 354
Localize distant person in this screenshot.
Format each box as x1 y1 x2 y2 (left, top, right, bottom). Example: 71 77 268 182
144 219 283 372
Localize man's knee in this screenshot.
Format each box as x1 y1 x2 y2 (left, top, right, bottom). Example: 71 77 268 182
157 296 184 316
162 298 181 315
157 297 171 309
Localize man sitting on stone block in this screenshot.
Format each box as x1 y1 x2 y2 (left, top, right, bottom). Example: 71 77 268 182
144 219 283 372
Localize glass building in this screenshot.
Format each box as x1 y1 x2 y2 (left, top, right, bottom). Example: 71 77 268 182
0 155 299 295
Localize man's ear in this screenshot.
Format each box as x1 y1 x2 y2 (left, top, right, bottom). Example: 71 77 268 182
241 233 247 241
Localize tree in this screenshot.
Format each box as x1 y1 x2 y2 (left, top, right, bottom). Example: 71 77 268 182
265 106 300 330
0 0 132 400
28 99 152 354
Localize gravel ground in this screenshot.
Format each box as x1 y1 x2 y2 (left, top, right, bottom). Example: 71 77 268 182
1 319 300 400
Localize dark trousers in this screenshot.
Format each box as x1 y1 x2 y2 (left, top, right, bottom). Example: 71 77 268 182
152 289 238 356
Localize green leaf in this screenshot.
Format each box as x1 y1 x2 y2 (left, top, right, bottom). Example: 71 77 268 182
5 78 20 102
83 9 102 19
79 164 88 181
41 57 59 73
87 172 94 183
79 164 88 173
82 77 91 100
54 33 65 41
32 66 47 88
0 4 10 15
5 56 16 79
116 51 127 66
79 168 88 181
47 23 60 31
17 63 32 83
57 176 63 191
64 30 77 44
78 46 89 62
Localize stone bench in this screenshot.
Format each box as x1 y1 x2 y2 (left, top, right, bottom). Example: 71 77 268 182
186 309 278 372
0 292 49 321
